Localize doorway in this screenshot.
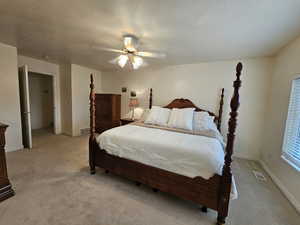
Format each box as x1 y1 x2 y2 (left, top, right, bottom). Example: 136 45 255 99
19 65 56 149
28 72 54 134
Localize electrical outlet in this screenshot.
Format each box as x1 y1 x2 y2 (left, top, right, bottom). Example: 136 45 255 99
253 170 266 181
80 128 90 135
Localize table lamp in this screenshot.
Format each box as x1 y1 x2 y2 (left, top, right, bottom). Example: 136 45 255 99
129 98 139 120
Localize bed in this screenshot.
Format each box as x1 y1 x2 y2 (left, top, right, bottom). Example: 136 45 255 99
89 63 243 225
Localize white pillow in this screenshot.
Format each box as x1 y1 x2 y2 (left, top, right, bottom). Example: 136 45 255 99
167 108 195 130
144 106 171 126
193 111 216 131
139 109 150 122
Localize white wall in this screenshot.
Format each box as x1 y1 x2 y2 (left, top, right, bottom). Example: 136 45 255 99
102 58 273 160
18 55 61 134
0 43 23 151
28 73 54 130
261 36 300 211
71 64 102 136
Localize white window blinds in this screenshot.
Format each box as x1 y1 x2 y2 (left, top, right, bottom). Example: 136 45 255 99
282 78 300 171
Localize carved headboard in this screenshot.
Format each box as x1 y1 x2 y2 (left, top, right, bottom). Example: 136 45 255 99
164 98 217 117
148 89 225 131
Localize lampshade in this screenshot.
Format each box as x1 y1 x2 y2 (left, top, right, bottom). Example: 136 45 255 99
118 55 128 68
132 56 143 70
129 98 139 107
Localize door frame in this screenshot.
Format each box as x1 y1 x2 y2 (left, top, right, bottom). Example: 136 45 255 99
19 65 33 149
22 67 59 134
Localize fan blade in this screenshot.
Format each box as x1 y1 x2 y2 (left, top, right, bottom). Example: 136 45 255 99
92 46 126 54
135 51 166 58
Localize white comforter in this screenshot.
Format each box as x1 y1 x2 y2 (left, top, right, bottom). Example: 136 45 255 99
96 124 224 179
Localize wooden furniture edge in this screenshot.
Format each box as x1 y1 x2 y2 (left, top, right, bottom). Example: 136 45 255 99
149 88 152 109
0 123 15 202
94 148 221 209
216 62 242 225
120 118 137 126
217 88 225 131
89 74 96 174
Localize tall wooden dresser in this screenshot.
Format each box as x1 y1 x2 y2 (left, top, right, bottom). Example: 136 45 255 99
0 123 14 202
95 94 121 133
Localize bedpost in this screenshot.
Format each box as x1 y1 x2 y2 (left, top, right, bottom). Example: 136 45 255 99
217 88 224 131
149 88 153 109
89 74 96 174
217 63 242 225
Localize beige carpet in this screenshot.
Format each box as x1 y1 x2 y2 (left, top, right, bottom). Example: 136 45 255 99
0 129 299 225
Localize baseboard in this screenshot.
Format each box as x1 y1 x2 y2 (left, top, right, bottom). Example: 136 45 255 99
5 144 24 152
233 153 258 161
259 160 300 214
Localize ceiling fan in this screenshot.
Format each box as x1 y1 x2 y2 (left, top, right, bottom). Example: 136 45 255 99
94 34 166 70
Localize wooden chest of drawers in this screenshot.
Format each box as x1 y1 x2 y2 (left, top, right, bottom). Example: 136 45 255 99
0 123 14 202
95 94 121 133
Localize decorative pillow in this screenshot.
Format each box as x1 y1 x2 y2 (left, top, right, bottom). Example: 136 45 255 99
144 106 171 126
139 109 150 122
167 108 195 130
193 111 216 132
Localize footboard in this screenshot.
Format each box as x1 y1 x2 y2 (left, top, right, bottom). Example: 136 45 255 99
94 144 222 210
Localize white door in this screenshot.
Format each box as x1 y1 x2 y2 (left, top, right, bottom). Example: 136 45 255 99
18 65 32 149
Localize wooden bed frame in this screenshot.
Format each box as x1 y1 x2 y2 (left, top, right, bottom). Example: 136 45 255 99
89 63 243 225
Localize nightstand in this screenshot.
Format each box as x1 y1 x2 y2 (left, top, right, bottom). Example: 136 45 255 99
120 118 137 126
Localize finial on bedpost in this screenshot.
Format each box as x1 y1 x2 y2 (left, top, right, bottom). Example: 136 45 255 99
217 62 242 224
217 88 224 131
89 74 96 174
149 88 153 109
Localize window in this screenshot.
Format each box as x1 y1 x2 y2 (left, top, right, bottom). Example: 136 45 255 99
282 78 300 171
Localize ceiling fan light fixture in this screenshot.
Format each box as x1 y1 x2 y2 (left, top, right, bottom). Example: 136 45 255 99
132 56 143 70
124 35 137 52
118 55 128 68
124 36 132 46
103 34 165 70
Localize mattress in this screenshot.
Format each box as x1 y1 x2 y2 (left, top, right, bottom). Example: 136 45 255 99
96 124 225 179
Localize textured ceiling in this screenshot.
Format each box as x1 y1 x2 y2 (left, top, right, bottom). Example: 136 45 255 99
0 0 300 71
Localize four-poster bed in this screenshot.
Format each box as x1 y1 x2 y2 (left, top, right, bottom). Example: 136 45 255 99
89 62 243 225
